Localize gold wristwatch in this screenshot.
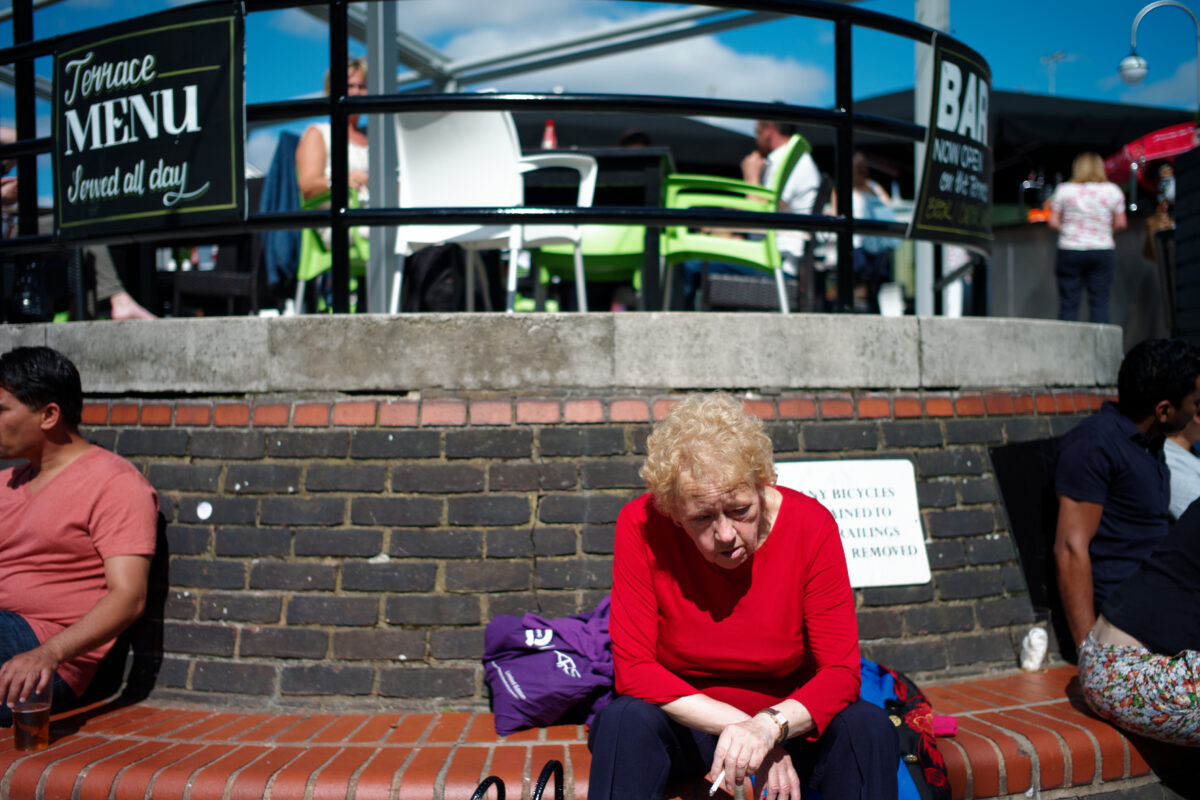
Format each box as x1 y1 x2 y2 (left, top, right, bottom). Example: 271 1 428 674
756 707 789 745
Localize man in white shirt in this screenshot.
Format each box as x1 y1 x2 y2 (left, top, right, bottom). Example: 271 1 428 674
741 119 822 271
677 120 823 308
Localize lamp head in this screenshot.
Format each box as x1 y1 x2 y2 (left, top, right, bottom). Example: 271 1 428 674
1119 52 1148 84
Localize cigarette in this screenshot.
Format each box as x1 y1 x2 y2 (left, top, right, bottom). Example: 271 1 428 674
708 769 725 796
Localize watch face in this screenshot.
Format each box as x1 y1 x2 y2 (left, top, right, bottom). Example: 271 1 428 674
759 708 787 743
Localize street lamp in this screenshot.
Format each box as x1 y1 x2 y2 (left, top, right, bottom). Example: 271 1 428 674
1119 1 1200 112
1041 50 1067 94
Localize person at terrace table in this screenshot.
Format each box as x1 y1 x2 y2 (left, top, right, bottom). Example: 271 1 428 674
588 392 897 800
1 127 155 321
295 58 370 205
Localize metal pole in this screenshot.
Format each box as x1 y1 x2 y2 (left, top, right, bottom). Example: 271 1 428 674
14 0 35 241
834 15 854 312
367 1 398 314
913 0 948 317
329 0 350 313
1129 1 1200 112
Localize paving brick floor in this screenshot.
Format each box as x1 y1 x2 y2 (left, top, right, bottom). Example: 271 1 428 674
2 665 1196 799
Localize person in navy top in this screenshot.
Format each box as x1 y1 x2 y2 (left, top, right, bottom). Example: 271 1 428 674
1055 338 1200 651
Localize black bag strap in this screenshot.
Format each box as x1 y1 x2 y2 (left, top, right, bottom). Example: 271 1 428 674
469 775 505 800
532 759 564 800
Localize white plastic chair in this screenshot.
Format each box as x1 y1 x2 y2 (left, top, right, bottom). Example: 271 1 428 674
392 111 597 313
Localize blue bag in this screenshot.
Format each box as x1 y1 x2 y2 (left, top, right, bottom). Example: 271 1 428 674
859 657 951 800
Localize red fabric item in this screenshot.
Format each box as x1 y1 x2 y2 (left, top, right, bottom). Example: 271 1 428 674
932 714 958 737
1104 121 1198 187
611 486 861 738
0 447 158 695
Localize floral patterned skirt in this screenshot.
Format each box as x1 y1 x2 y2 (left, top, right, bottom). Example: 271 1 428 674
1077 632 1200 746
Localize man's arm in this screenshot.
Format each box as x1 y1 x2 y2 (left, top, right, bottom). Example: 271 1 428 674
1053 496 1104 646
0 554 151 707
740 150 765 186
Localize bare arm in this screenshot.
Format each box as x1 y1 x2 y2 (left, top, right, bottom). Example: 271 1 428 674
295 126 330 201
1047 208 1062 230
741 150 765 185
1 176 17 208
1053 497 1103 647
661 692 750 734
1111 209 1128 232
0 554 151 706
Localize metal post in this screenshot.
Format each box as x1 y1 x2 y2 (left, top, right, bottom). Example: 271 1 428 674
329 0 350 313
913 0 949 316
14 0 34 240
834 15 854 312
1127 1 1200 113
367 0 398 314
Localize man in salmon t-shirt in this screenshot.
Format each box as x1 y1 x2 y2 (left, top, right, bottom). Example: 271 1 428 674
0 346 157 725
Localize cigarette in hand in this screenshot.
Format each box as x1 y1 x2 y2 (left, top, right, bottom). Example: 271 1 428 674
708 769 725 796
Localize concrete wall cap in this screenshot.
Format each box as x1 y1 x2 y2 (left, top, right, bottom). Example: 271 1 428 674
1 314 1123 394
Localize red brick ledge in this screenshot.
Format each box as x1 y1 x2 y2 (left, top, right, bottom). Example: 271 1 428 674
80 391 1117 429
0 703 593 800
924 665 1185 799
3 665 1186 800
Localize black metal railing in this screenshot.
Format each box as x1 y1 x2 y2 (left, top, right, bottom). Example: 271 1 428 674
0 0 986 314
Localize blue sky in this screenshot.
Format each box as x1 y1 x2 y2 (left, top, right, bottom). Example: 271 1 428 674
3 0 1197 187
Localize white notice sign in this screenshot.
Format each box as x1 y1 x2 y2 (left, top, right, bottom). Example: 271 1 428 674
775 459 931 588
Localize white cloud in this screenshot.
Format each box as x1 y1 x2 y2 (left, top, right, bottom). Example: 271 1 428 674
390 0 644 43
446 32 831 109
1119 57 1200 109
382 3 832 135
378 0 832 117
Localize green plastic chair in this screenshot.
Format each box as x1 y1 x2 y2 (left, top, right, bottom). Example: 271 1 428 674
531 224 645 310
296 189 370 312
660 134 810 313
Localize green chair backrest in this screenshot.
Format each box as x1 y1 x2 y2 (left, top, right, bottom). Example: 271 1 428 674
297 189 370 283
534 224 645 284
766 134 811 200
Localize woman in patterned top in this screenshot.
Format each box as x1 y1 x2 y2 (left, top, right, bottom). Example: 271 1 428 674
1047 152 1127 323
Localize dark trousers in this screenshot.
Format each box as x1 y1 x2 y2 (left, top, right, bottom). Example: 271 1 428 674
1055 248 1115 323
0 610 78 727
587 695 899 800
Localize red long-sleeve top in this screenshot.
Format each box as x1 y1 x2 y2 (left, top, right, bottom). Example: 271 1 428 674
610 486 860 738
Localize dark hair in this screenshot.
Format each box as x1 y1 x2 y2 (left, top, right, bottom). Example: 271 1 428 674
617 128 652 147
1117 338 1200 419
767 120 798 138
853 151 871 191
0 346 83 429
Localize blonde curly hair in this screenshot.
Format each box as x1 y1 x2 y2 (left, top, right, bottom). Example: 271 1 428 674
641 392 777 519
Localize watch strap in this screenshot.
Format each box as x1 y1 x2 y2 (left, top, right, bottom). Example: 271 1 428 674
755 707 788 745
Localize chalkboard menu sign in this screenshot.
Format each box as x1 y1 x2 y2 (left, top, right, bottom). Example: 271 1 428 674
53 2 244 239
909 38 993 252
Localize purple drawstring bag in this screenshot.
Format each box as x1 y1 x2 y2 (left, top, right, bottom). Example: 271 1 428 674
482 595 616 735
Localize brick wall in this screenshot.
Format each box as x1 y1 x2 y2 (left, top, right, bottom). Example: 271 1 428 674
77 387 1106 710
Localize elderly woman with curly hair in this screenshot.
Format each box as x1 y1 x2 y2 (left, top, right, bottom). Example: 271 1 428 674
588 393 898 800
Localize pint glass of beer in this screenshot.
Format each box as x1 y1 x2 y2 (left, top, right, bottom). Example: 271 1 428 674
12 685 51 752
